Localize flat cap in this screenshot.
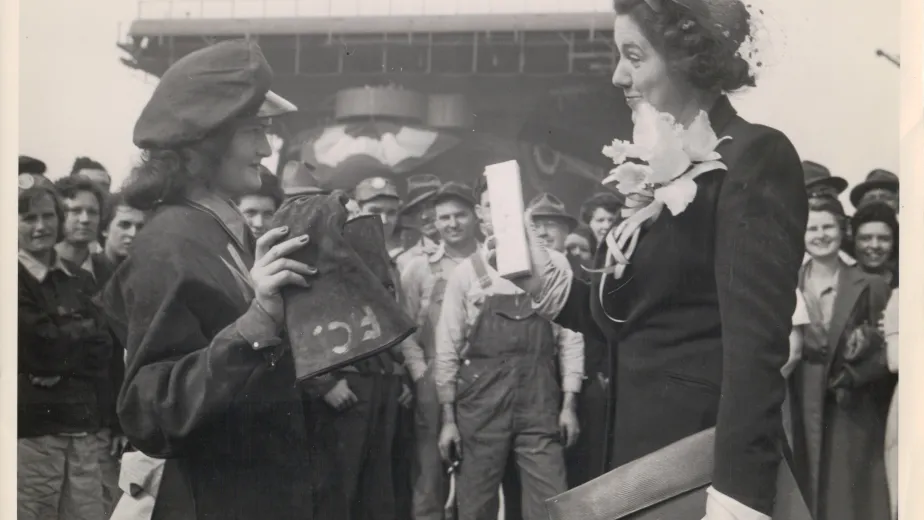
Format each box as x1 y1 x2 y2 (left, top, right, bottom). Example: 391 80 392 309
354 177 399 203
431 181 476 208
133 40 297 149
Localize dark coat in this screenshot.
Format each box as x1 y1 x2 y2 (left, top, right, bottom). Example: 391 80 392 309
102 192 314 520
554 96 808 515
18 256 114 437
789 266 893 520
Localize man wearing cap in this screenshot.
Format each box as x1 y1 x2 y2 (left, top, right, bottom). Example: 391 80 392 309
400 181 481 520
434 184 583 520
803 161 848 201
851 169 899 213
100 40 317 520
395 174 443 274
354 176 405 255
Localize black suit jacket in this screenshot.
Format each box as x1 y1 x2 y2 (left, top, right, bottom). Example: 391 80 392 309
555 96 808 515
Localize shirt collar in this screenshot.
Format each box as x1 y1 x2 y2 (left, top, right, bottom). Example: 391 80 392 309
184 185 252 254
428 241 483 264
54 242 95 279
19 249 74 283
802 250 856 267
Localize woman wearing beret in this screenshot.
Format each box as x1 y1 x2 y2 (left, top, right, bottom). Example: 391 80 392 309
849 202 899 290
787 197 893 520
504 1 808 518
102 41 318 520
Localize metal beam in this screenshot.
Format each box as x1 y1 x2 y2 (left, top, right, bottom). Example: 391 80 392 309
127 12 615 37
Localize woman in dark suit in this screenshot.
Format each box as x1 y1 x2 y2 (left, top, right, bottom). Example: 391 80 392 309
506 0 808 518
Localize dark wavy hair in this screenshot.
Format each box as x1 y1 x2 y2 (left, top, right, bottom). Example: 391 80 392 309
70 156 107 176
850 201 899 263
580 192 623 224
54 175 107 213
122 129 234 211
612 0 755 93
236 167 284 209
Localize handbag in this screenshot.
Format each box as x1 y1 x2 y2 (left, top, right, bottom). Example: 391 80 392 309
545 427 811 520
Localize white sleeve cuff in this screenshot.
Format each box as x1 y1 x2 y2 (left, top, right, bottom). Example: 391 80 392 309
703 487 770 520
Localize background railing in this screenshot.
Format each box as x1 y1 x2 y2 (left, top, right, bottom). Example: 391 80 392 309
136 0 613 20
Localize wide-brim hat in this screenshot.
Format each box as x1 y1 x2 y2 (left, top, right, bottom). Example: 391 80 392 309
850 169 899 207
528 193 578 231
802 160 848 196
400 173 442 215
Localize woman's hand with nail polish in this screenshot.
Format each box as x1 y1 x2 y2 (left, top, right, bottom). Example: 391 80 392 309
251 226 317 326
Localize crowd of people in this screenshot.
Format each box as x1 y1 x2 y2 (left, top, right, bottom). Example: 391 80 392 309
17 1 901 520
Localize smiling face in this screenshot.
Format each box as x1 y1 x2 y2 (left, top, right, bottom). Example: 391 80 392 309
611 14 698 117
854 221 894 271
19 191 59 256
434 198 478 247
804 210 843 260
588 207 618 242
533 216 570 252
214 119 273 198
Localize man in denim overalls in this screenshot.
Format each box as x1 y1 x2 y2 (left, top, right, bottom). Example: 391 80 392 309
433 182 583 520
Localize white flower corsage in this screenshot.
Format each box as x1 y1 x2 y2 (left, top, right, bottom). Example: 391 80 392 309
594 102 732 320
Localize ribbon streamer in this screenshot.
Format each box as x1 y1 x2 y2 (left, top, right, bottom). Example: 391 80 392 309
590 159 727 323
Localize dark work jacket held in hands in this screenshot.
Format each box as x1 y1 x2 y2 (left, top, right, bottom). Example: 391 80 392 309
102 189 313 519
271 192 416 382
553 96 808 515
18 252 114 438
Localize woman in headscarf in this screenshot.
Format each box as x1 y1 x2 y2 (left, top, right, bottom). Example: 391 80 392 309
102 40 319 519
787 196 893 520
499 0 808 517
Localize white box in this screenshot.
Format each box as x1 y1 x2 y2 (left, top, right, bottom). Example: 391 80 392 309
483 161 532 280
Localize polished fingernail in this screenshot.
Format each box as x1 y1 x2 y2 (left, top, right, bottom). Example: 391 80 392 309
299 235 310 243
279 226 289 233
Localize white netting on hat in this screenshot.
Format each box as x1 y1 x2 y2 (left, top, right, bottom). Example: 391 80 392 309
667 0 786 90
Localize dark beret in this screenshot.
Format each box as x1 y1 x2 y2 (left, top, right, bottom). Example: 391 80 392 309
133 40 296 149
19 155 47 175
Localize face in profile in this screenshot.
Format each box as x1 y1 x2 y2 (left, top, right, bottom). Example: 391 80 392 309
611 14 697 116
588 207 618 242
434 198 477 247
360 197 401 239
104 205 146 259
853 221 894 271
804 210 843 260
62 190 101 246
238 195 278 239
216 119 273 197
19 192 59 256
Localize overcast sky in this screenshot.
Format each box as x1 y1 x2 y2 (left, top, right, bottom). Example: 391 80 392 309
20 0 900 199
